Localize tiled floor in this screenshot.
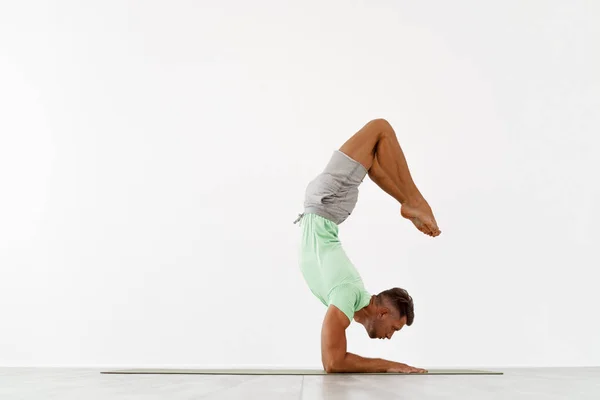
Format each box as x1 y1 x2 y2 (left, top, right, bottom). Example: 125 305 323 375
0 367 598 399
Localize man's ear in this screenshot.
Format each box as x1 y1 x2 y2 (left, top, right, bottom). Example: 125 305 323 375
378 307 390 318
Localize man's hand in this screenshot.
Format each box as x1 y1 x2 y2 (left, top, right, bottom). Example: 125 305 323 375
321 305 426 373
386 364 428 374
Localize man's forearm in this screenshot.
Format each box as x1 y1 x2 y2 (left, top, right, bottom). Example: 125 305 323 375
325 352 403 373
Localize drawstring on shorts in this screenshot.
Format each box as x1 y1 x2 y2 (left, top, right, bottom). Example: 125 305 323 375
293 213 304 225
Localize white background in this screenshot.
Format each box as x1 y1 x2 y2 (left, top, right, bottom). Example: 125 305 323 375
1 0 598 368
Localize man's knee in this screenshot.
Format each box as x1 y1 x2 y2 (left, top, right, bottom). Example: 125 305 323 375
369 118 390 127
367 118 393 135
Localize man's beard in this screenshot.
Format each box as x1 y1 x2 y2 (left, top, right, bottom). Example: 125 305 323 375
368 327 377 338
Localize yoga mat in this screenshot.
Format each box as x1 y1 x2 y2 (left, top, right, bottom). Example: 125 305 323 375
101 368 503 375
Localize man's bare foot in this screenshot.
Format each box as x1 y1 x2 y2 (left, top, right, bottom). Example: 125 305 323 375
401 200 441 237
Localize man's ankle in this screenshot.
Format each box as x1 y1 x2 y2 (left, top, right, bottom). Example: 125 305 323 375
403 194 425 208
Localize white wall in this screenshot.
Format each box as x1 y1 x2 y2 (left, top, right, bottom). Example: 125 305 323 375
1 0 598 368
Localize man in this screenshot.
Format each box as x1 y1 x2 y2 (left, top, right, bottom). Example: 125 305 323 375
294 118 441 374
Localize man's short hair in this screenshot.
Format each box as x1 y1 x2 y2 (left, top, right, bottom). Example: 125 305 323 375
377 288 415 326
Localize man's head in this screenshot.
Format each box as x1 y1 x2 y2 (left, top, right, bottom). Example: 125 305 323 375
364 288 414 340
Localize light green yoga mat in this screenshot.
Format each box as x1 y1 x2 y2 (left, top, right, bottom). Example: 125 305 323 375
101 368 503 375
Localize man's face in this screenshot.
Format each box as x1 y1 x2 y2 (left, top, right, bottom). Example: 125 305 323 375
367 309 407 340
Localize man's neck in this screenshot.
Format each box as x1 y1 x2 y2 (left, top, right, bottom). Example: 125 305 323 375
353 295 376 325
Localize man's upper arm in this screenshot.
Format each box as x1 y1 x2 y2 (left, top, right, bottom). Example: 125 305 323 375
321 305 351 372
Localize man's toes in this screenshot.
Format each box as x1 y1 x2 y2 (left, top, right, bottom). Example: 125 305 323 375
417 221 432 235
424 223 435 235
421 220 433 233
428 222 440 236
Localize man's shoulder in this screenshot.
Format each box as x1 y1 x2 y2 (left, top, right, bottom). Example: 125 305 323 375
328 282 371 322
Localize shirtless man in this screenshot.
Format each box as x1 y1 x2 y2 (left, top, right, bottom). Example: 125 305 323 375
294 118 441 373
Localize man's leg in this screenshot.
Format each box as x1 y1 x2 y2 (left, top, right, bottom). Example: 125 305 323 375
339 119 441 237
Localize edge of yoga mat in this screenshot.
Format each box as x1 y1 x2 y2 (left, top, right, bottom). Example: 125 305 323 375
101 368 503 375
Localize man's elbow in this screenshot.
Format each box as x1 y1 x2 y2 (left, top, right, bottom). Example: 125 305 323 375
324 361 336 374
323 357 345 373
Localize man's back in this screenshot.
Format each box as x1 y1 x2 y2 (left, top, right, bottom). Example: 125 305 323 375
298 212 371 322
